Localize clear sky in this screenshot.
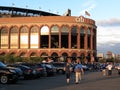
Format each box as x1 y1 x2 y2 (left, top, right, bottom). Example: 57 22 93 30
0 0 120 54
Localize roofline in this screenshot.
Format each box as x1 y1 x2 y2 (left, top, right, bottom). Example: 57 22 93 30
0 6 60 16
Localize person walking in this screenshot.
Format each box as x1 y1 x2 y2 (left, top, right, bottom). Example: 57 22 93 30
106 62 113 76
64 62 72 84
74 59 84 84
101 63 107 76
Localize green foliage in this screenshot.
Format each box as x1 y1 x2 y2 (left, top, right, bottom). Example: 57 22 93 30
0 54 44 64
30 57 44 63
99 59 106 63
0 56 5 62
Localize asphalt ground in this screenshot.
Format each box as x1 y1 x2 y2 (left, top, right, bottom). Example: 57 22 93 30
0 69 120 90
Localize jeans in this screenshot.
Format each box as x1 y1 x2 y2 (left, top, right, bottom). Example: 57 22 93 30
75 72 81 83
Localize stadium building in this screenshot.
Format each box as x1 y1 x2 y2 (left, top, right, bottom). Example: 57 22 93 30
0 6 97 62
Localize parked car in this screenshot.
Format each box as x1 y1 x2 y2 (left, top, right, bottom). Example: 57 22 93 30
42 63 56 76
52 62 66 74
114 63 120 69
0 62 18 84
21 63 42 78
35 63 47 77
7 64 35 79
7 66 23 79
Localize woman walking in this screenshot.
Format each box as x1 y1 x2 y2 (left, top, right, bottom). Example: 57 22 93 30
64 62 72 84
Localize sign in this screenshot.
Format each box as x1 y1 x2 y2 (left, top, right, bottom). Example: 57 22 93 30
75 16 85 23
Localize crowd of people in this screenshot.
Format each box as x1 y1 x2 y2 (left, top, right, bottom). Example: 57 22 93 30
64 58 120 84
64 58 84 84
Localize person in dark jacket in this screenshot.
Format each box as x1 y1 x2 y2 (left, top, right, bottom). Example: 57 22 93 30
64 62 72 84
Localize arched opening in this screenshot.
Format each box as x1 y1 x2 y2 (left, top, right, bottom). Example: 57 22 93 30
87 28 91 49
71 26 77 49
51 52 58 62
40 52 48 62
0 27 8 48
40 26 49 48
71 53 77 62
61 52 68 62
30 26 38 48
61 25 69 48
10 26 18 49
80 27 85 49
80 53 85 63
51 25 59 48
30 52 37 57
19 52 26 57
20 26 28 48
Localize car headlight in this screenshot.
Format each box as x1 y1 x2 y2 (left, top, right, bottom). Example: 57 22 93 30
9 69 16 73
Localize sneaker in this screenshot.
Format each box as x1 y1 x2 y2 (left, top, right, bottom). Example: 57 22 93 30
75 82 79 84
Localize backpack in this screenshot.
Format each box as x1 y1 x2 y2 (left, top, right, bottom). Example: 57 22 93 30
75 67 81 72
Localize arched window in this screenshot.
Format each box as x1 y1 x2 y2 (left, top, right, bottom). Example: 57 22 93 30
71 26 77 49
20 26 28 48
30 26 38 48
87 28 91 49
93 29 96 49
61 25 69 48
19 52 26 57
40 26 49 48
51 25 59 48
41 26 49 35
80 53 85 63
0 27 8 48
80 27 85 49
87 28 91 35
61 52 68 62
10 26 18 48
30 52 37 57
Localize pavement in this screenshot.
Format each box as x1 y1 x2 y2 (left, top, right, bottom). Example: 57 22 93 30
49 69 120 90
0 69 120 90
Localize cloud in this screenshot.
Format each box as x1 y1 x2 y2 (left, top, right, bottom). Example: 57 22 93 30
80 0 96 15
97 26 120 45
82 0 95 7
97 18 120 26
97 18 120 54
80 4 96 15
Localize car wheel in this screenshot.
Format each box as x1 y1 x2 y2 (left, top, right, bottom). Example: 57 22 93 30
59 70 65 74
0 75 9 84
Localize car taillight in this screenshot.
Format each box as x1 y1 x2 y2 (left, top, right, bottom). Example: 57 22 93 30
26 69 32 74
37 68 42 71
28 69 31 72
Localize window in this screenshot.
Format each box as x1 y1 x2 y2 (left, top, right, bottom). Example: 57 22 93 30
30 26 38 48
0 27 8 48
80 27 85 49
10 26 18 48
40 26 49 48
71 26 77 48
87 28 91 49
51 25 59 48
61 25 69 48
20 26 28 48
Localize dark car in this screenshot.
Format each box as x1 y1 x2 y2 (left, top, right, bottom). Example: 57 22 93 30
42 63 55 76
7 66 23 79
0 62 18 84
7 64 35 79
21 63 41 78
35 63 47 77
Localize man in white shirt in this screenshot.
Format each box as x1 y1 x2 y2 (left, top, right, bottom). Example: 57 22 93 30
106 63 113 76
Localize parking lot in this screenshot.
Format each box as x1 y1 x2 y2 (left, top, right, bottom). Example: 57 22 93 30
0 70 120 90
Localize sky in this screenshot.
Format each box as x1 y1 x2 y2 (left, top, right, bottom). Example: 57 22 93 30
0 0 120 55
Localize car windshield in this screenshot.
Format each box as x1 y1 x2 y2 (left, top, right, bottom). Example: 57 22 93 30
0 62 7 67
